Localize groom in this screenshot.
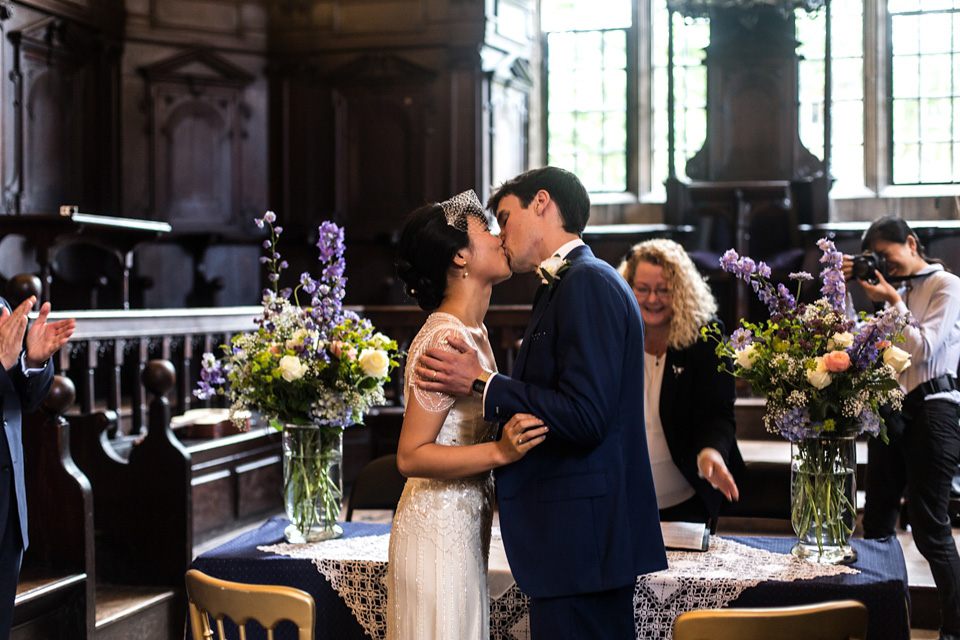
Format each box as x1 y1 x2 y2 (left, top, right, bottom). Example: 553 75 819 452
416 166 666 638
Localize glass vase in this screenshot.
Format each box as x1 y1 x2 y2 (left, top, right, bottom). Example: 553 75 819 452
790 434 858 564
282 424 344 543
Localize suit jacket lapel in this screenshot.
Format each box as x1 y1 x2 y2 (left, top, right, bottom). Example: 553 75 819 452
511 245 590 379
512 285 549 378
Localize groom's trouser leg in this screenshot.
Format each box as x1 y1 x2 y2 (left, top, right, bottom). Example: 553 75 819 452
527 583 635 640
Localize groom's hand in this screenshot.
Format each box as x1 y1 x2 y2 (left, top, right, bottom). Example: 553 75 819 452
415 335 482 397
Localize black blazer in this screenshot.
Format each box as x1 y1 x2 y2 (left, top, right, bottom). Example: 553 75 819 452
658 321 744 532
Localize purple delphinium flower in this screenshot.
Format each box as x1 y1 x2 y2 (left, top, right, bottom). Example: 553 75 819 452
720 249 740 272
730 327 753 349
849 306 912 369
300 272 318 294
718 247 785 314
816 238 847 310
307 221 349 340
776 283 797 311
195 353 230 399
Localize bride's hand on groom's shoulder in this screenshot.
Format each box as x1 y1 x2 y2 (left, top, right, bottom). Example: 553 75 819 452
415 335 482 396
497 414 548 464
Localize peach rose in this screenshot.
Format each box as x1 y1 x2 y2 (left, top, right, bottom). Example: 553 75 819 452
822 350 851 373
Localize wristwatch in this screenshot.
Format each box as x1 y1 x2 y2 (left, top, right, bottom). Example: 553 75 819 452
471 369 492 398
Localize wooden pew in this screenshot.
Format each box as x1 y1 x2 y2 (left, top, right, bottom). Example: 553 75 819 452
14 376 93 640
67 361 188 639
65 360 285 639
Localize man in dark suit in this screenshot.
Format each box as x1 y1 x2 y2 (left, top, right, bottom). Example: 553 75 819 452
0 295 76 637
417 167 667 639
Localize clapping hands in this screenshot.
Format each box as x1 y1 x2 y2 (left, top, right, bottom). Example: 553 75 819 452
0 297 76 371
0 297 33 370
24 301 76 369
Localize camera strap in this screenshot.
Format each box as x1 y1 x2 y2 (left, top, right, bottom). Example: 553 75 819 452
887 272 928 284
906 374 960 404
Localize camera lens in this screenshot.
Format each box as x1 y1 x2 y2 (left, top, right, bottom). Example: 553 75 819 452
852 252 885 284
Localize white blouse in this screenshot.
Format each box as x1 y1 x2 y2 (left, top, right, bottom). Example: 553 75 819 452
643 351 695 509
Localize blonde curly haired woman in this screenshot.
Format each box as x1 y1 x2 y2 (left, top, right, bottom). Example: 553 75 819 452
619 239 742 532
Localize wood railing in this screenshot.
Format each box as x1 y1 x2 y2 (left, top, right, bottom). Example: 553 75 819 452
46 304 533 435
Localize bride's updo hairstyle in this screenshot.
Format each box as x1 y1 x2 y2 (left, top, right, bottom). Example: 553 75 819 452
396 204 470 311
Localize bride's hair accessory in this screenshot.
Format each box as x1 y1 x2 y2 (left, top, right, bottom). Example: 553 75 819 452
440 190 488 232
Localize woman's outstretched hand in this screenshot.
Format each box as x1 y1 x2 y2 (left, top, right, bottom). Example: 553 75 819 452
697 448 739 502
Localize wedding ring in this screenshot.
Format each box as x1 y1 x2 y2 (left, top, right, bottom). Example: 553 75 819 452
518 437 523 445
432 370 437 381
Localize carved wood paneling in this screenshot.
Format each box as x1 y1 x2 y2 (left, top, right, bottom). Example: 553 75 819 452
8 16 120 215
330 54 438 237
140 48 254 231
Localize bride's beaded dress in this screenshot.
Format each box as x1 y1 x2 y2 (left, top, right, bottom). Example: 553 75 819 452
385 312 499 640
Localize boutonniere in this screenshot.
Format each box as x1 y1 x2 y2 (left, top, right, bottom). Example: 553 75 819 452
672 365 684 378
537 256 572 290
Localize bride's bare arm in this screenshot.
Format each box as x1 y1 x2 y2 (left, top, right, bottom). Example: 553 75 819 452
396 400 548 479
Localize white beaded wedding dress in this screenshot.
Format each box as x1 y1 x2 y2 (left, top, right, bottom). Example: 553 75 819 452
386 312 499 640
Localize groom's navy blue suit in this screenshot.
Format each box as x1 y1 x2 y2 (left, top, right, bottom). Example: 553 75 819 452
485 245 667 634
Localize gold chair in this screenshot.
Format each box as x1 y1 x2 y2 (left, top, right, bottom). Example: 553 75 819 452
672 599 868 640
185 568 316 640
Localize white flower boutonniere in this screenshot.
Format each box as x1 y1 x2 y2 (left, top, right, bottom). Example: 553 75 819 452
537 256 572 290
672 365 684 378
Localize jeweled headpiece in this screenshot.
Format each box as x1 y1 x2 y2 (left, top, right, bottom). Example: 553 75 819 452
439 190 488 232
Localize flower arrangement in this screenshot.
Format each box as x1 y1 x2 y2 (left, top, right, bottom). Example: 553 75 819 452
195 211 400 540
702 238 913 561
703 238 912 442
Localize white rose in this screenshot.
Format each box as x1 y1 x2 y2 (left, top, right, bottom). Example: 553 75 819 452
806 357 833 390
539 255 566 278
735 344 757 370
278 355 308 382
358 348 390 378
827 331 854 351
883 345 912 373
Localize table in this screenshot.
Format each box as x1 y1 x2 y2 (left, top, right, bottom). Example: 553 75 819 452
189 518 910 640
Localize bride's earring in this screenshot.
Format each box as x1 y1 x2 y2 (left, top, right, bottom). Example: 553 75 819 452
462 262 468 279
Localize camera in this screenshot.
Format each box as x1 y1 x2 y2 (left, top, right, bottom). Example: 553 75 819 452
851 251 887 285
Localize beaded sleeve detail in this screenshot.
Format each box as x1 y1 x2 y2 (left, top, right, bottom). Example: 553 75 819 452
404 313 485 414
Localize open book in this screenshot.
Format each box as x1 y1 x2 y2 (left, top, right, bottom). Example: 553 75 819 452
660 521 710 552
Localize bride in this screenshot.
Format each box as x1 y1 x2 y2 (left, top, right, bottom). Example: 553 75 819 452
386 190 548 639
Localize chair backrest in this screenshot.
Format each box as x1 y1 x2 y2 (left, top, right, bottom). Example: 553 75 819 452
673 599 868 640
345 453 406 521
185 569 316 640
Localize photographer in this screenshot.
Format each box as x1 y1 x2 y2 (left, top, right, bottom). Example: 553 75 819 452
844 215 960 640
